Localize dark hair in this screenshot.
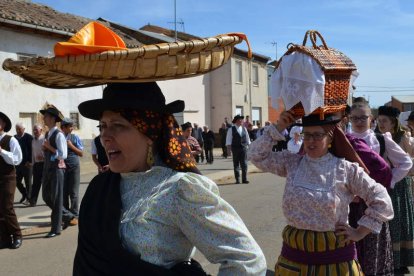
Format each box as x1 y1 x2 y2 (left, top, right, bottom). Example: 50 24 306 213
353 96 368 104
181 122 192 131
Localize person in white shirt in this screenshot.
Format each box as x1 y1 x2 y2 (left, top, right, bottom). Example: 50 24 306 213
30 124 45 207
40 105 68 238
226 115 251 184
0 112 23 249
287 125 303 153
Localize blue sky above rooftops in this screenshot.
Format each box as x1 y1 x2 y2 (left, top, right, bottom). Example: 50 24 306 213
36 0 414 107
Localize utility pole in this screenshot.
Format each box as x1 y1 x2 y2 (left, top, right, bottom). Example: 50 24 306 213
174 0 177 41
270 41 278 61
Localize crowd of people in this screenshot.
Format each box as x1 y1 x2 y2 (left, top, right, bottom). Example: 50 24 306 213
2 95 414 275
0 105 85 247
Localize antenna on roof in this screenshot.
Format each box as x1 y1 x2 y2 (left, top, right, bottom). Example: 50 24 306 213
268 41 278 61
168 20 185 31
174 0 177 41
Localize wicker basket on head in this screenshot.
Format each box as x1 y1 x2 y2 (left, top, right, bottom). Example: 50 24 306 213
2 33 250 89
276 30 356 119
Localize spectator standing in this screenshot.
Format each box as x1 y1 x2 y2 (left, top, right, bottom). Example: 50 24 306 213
202 125 215 164
224 117 232 128
247 123 256 142
30 124 45 207
0 112 23 249
14 123 33 205
61 118 83 227
287 126 303 154
191 123 204 163
376 105 414 274
226 115 251 184
256 121 270 139
181 122 202 158
91 135 109 174
406 111 414 135
218 123 228 158
243 115 251 128
40 104 67 238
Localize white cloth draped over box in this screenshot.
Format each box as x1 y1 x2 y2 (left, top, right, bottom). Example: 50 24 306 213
270 52 359 115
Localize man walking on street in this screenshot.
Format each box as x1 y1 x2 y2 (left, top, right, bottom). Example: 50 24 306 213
14 123 33 205
219 123 228 158
61 118 83 227
40 104 67 238
226 115 251 184
30 124 45 207
202 125 215 164
0 112 23 249
191 123 204 163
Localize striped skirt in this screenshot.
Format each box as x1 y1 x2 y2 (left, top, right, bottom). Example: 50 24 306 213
388 176 414 268
349 201 393 275
275 225 364 276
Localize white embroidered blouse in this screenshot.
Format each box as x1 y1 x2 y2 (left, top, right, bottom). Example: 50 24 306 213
349 129 413 187
248 125 394 234
119 166 266 276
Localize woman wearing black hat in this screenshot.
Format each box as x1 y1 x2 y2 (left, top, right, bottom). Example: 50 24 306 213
248 110 394 275
73 83 266 275
0 112 23 249
376 105 414 274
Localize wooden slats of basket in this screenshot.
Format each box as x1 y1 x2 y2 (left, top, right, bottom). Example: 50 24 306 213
281 45 356 72
2 35 242 89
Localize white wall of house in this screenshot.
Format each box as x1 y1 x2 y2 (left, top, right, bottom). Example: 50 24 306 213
157 74 209 128
208 56 269 132
250 62 269 126
210 62 232 132
0 28 103 139
231 57 269 127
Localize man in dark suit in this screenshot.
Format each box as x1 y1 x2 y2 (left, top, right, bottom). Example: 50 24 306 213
14 123 33 205
225 115 251 184
0 112 23 249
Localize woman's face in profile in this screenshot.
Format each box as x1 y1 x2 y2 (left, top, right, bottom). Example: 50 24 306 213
99 110 152 173
302 125 331 159
377 115 395 134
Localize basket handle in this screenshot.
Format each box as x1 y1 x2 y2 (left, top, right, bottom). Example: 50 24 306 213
302 30 329 49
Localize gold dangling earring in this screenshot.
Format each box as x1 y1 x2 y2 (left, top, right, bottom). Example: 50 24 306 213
146 144 154 167
328 143 332 149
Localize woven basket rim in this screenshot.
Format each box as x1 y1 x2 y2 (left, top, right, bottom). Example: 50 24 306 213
277 44 357 71
2 34 245 89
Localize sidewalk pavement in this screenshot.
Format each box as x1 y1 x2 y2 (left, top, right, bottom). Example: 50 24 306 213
15 148 261 235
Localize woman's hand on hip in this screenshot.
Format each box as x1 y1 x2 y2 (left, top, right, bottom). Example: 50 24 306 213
335 223 371 244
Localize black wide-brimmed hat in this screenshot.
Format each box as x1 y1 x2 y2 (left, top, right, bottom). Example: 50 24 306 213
232 115 244 123
378 106 400 118
406 111 414 122
0 112 12 132
298 113 341 127
39 104 65 122
78 82 184 120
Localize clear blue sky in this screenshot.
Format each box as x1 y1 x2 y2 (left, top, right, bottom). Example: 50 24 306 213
36 0 414 107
